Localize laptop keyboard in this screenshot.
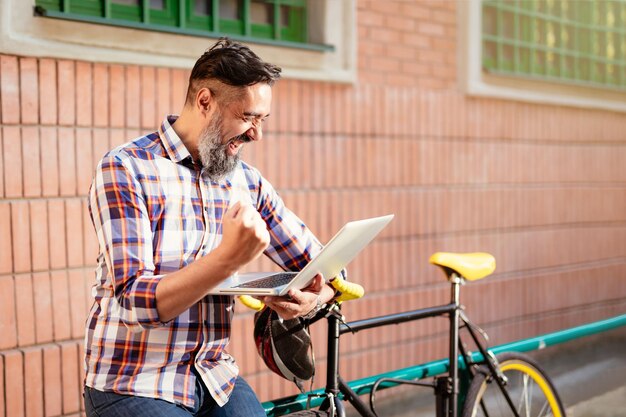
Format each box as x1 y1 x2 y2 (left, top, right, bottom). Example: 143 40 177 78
233 272 297 289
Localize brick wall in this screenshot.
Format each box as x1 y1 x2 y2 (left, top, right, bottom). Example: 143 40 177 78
1 1 626 415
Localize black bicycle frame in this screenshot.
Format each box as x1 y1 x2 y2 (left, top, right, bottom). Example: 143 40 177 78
320 274 515 417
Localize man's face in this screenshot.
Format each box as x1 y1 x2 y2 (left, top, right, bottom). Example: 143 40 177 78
198 83 272 181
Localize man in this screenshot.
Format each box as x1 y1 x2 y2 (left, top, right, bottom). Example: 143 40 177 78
84 38 338 417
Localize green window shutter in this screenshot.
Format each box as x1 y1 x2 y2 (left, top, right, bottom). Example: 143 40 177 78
34 0 332 51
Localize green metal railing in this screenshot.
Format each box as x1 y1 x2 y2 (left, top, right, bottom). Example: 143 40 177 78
262 313 626 416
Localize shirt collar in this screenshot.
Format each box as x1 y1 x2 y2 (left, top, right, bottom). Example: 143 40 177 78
159 115 193 164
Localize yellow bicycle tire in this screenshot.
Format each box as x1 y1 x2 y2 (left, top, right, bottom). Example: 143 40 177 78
462 352 566 417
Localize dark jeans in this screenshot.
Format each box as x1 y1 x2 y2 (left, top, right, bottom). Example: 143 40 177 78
84 376 266 417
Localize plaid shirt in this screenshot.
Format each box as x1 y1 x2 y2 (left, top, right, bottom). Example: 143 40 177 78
84 115 323 408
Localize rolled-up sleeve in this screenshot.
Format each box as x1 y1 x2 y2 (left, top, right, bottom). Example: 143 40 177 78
89 153 163 331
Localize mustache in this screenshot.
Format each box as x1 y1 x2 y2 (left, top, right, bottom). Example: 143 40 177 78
229 134 252 144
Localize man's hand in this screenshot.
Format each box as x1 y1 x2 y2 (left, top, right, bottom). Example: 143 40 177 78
260 274 335 320
155 202 270 322
217 201 270 268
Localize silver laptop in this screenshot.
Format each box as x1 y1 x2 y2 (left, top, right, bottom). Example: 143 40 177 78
208 214 394 296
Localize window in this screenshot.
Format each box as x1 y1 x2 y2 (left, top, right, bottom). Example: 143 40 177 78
0 0 356 83
482 0 626 91
458 1 626 112
34 0 319 49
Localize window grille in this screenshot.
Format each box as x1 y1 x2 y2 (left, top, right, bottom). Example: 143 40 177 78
482 0 626 91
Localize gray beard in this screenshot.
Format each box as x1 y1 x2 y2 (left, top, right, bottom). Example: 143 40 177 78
198 117 242 182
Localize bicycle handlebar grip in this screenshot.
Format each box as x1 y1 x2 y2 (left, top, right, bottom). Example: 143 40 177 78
330 276 365 302
238 295 265 311
237 275 367 311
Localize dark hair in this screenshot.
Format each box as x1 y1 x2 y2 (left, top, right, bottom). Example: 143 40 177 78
186 37 281 103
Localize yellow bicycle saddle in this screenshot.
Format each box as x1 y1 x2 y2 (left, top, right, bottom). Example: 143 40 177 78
429 252 496 281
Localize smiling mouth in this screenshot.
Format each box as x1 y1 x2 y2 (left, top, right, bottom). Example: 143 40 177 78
226 135 252 155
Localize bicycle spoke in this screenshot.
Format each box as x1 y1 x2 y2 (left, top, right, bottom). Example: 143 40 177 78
525 374 532 417
462 354 565 417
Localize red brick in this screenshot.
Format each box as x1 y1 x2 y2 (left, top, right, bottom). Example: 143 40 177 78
269 79 284 133
21 126 42 197
50 271 71 340
171 68 187 112
39 59 58 125
76 61 93 127
298 81 312 134
0 353 4 417
30 200 50 271
385 44 417 61
19 58 39 124
401 33 431 50
40 127 60 196
359 10 384 27
110 128 128 147
0 276 17 349
76 128 94 196
0 203 12 274
385 74 415 86
416 49 448 64
156 67 171 123
48 200 67 269
431 36 457 51
57 60 76 126
416 77 448 89
125 66 141 128
11 201 31 273
82 199 98 268
431 8 456 25
369 27 402 43
22 347 44 417
66 199 84 267
92 128 111 167
401 62 430 77
367 57 401 73
3 350 24 417
0 128 3 197
109 64 125 128
60 342 81 414
384 15 416 32
68 269 87 339
42 344 62 416
368 0 400 15
58 127 77 196
141 66 156 129
338 87 352 135
2 126 23 197
357 24 369 43
77 343 85 410
432 62 456 81
417 21 446 36
399 3 431 19
93 63 109 127
14 274 36 347
32 273 54 343
0 56 20 124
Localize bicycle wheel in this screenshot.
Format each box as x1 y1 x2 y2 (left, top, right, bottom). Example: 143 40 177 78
462 352 566 417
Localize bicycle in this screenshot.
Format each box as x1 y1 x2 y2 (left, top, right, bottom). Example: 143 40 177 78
251 252 566 417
